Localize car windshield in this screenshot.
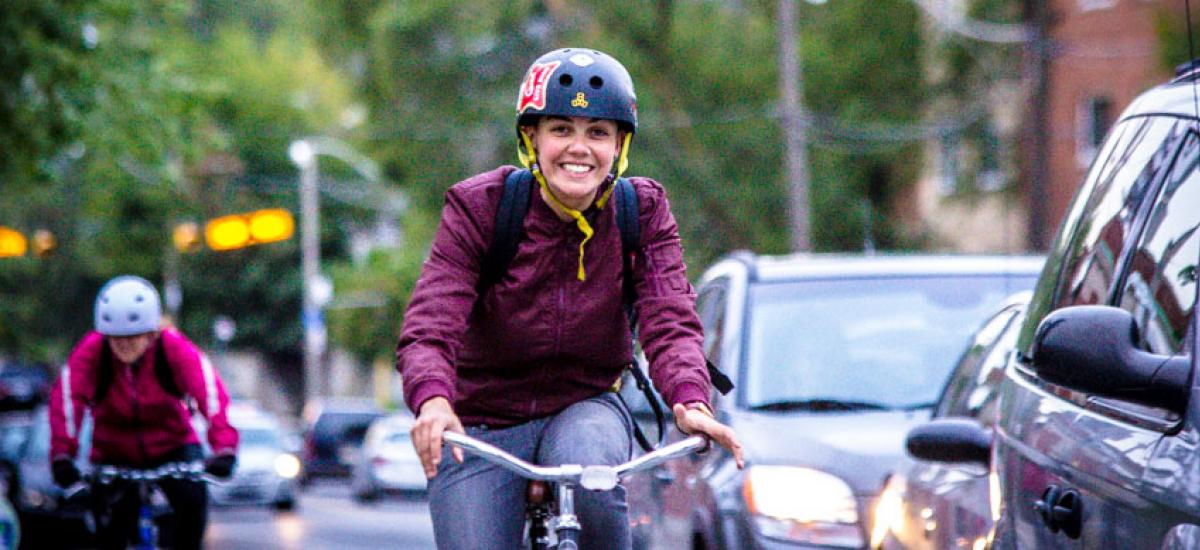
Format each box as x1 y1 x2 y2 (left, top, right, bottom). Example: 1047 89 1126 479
744 274 1035 411
239 427 281 449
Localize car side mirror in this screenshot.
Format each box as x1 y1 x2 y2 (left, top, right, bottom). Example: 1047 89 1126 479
1030 305 1190 413
905 418 991 465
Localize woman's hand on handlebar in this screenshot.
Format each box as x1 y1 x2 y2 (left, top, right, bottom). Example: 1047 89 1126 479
672 403 745 469
412 397 465 479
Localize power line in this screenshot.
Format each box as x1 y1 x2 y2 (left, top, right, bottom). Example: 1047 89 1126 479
909 0 1031 44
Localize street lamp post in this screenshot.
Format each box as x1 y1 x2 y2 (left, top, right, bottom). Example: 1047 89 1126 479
289 140 327 409
288 137 385 411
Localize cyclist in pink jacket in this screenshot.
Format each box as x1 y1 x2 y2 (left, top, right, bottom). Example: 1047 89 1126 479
49 275 239 550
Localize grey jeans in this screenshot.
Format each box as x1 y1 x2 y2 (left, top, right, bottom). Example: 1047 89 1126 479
428 393 634 550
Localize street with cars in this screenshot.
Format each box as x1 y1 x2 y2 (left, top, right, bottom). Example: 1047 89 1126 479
0 33 1198 550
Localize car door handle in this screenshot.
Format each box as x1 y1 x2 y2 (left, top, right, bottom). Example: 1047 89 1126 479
1033 485 1082 539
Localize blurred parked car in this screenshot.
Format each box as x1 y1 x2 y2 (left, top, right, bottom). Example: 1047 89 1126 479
626 252 1041 550
931 63 1200 548
0 361 50 411
299 399 381 484
874 292 1030 549
13 406 92 547
350 413 426 502
208 407 300 511
0 410 36 510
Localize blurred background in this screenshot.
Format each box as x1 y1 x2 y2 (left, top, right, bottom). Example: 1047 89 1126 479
0 0 1194 429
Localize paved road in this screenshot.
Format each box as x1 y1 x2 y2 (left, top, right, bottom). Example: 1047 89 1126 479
207 481 435 549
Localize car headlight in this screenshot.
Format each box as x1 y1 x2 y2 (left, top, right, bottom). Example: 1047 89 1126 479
988 469 1002 523
742 465 864 548
274 453 301 479
870 474 905 548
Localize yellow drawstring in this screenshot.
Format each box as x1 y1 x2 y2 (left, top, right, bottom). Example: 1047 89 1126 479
517 130 632 281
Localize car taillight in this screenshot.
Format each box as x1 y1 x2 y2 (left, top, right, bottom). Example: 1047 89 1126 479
371 456 389 467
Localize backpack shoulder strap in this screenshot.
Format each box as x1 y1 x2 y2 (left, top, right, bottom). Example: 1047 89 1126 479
614 177 641 331
613 177 639 258
153 334 184 398
93 340 114 405
478 169 534 291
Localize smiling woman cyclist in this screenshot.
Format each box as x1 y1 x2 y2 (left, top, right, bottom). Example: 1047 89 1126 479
396 48 744 550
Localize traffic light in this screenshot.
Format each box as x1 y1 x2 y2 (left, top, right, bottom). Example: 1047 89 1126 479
0 226 27 257
204 208 295 251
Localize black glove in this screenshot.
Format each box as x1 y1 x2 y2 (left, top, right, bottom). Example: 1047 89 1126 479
52 459 81 488
204 454 236 479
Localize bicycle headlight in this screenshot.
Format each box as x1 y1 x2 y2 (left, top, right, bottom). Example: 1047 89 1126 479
742 465 864 548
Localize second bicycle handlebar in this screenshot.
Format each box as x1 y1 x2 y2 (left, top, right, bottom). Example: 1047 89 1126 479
443 431 709 491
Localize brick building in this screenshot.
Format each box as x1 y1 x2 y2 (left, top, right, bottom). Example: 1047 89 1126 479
909 0 1187 252
1028 0 1184 249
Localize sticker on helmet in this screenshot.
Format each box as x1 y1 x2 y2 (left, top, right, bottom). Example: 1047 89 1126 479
517 60 562 114
571 92 589 109
569 53 594 67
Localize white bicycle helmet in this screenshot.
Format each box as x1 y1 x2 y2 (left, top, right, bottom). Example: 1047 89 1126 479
94 276 161 336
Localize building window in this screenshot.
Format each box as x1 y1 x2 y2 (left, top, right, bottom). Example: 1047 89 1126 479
1076 96 1113 168
937 134 959 196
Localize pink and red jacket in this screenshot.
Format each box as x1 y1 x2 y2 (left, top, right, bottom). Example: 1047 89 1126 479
50 328 239 465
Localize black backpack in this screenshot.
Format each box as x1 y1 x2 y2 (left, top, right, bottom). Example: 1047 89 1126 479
478 169 732 448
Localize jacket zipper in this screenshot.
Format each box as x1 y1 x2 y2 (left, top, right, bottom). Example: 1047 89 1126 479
127 360 149 464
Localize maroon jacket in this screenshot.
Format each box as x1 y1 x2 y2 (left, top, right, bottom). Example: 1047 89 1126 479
397 166 711 426
50 329 239 465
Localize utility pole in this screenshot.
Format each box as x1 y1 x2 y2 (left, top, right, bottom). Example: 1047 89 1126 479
1023 0 1051 251
778 0 813 252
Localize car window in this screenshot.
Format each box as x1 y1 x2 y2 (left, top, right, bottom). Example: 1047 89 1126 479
313 412 379 444
1116 134 1199 356
743 274 1036 410
1053 118 1190 311
239 427 282 449
934 308 1020 418
383 431 411 446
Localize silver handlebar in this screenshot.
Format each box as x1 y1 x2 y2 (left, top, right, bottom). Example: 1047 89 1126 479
443 431 709 491
90 461 212 484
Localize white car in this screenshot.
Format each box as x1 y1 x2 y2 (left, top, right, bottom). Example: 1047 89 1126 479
208 408 300 511
351 413 426 502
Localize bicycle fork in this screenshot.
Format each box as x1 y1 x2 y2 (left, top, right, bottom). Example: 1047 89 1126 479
136 483 156 550
553 484 581 550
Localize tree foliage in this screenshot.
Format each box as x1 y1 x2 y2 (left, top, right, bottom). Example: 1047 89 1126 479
5 0 948 373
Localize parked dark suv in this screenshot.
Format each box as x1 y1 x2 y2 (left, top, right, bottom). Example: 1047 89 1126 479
922 63 1200 548
299 399 381 484
625 252 1041 550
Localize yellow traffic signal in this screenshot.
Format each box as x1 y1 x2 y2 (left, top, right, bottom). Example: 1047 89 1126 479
31 229 56 258
204 209 295 251
0 226 27 258
248 208 294 244
173 222 202 253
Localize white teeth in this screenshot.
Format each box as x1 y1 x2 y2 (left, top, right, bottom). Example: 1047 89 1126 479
562 164 591 174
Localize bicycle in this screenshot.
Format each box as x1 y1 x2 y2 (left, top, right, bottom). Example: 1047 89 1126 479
65 461 215 550
443 431 709 550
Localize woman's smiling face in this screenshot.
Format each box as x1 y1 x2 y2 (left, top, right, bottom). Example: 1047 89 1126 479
524 116 623 212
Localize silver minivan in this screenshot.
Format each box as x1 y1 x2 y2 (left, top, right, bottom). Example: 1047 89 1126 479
930 64 1199 548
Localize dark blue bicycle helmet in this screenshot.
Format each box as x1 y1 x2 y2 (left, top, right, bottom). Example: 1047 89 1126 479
515 48 638 176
